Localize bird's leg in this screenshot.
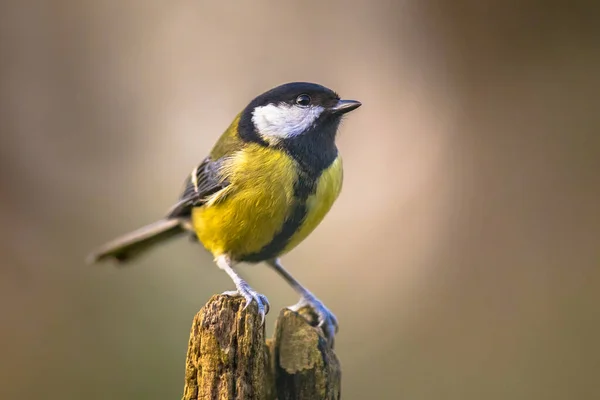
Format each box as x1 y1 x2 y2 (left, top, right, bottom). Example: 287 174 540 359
216 255 270 324
267 258 338 343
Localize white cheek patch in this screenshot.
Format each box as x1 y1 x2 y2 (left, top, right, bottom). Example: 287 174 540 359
252 103 325 140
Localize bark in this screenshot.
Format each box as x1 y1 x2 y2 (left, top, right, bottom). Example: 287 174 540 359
182 295 341 400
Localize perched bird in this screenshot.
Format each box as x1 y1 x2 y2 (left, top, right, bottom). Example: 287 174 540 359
87 82 361 341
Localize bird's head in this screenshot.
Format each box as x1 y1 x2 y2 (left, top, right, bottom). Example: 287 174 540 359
238 82 361 145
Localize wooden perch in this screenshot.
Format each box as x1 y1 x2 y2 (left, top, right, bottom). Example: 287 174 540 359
182 295 341 400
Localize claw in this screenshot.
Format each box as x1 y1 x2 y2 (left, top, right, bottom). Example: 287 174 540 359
289 294 338 345
222 287 270 325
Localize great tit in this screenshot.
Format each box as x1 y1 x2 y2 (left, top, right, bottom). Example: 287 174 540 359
87 82 361 341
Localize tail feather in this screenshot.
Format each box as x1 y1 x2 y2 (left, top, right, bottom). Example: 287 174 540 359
87 218 187 265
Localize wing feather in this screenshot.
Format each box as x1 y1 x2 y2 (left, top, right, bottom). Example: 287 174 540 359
166 157 229 218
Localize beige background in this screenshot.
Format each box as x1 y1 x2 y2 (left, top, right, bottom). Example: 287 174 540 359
1 1 599 399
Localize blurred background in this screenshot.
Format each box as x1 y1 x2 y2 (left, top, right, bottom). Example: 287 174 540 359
1 1 599 399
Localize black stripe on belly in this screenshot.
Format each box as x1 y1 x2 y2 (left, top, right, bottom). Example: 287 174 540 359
239 117 341 263
240 175 315 263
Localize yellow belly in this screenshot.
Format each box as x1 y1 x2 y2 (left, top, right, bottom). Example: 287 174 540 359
192 143 343 262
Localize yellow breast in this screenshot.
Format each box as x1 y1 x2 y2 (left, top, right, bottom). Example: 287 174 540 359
192 143 296 259
192 144 343 262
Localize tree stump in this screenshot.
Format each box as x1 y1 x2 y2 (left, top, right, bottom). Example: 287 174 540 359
182 295 341 400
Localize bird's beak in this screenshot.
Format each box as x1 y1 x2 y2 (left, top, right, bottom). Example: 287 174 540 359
330 99 362 114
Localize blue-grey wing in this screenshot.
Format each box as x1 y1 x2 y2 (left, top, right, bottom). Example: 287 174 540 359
166 157 228 218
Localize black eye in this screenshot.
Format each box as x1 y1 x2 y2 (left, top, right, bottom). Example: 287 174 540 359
296 94 311 107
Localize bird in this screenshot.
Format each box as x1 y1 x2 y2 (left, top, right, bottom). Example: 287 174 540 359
87 82 361 342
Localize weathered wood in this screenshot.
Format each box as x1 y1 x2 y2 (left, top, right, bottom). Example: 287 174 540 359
182 295 271 400
182 295 341 400
272 308 341 400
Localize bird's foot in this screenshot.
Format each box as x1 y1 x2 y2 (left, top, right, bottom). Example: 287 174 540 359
222 284 270 325
289 293 338 344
